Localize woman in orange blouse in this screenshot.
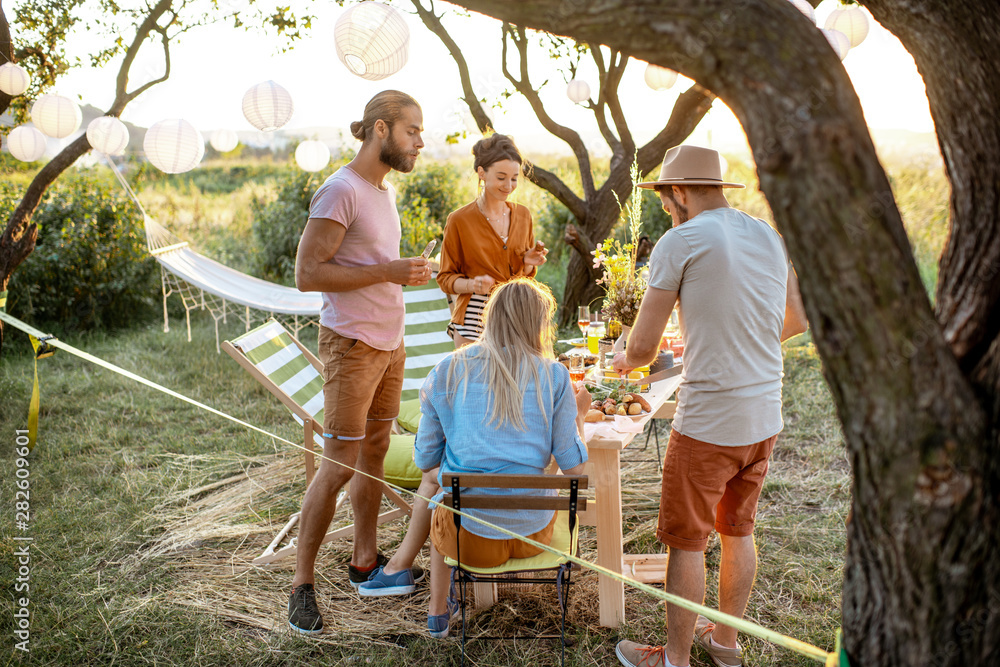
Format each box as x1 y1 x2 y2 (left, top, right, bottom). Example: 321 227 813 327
436 134 548 348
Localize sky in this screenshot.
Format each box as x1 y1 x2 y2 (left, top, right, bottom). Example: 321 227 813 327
33 0 936 159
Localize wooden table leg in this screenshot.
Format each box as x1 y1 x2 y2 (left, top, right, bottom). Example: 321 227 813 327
591 447 625 627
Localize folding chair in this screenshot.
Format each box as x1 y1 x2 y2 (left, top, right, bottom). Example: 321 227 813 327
442 472 588 667
222 280 453 565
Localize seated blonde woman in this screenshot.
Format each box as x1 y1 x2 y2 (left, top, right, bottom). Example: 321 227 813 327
411 278 591 637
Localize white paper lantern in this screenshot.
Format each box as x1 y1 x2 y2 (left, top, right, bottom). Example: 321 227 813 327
822 29 851 60
242 80 294 132
210 129 239 153
644 64 678 91
824 7 870 48
788 0 816 24
86 116 129 156
295 140 331 172
30 94 82 139
144 119 205 174
334 1 410 81
6 126 46 162
0 62 31 96
566 79 591 104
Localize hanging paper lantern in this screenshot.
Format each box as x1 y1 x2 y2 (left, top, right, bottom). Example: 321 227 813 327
566 79 591 104
295 140 331 172
242 80 294 132
824 7 870 48
0 62 31 96
144 119 205 174
787 0 816 24
30 94 82 139
86 116 129 156
210 129 239 153
822 29 851 60
6 126 46 162
644 64 678 91
334 1 410 81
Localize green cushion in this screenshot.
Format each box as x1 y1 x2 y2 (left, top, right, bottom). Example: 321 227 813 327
444 510 578 573
397 398 423 434
384 434 422 489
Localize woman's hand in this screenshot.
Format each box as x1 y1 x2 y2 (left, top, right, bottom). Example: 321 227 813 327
573 381 592 419
471 274 495 294
523 241 548 267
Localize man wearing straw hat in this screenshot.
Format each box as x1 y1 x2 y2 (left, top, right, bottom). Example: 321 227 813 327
613 145 808 667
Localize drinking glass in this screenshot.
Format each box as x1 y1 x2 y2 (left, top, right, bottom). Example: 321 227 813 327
577 306 590 337
569 353 587 383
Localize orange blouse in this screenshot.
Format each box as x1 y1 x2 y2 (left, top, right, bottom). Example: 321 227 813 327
436 200 537 326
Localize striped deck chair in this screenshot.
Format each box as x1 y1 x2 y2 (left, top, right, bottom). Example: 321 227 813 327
222 280 453 565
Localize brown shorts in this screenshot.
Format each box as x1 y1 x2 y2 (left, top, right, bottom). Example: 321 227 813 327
657 429 776 552
318 326 405 440
430 505 557 569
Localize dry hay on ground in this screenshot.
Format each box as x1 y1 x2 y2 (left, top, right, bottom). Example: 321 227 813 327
130 447 673 642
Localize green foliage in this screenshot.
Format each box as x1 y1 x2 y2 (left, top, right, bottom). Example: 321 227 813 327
136 162 292 195
3 169 157 330
250 168 327 285
395 161 472 237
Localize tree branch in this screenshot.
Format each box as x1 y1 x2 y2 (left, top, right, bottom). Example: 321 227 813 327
501 24 595 199
409 0 494 133
602 48 634 154
636 83 715 175
0 5 12 119
528 164 585 220
588 46 622 154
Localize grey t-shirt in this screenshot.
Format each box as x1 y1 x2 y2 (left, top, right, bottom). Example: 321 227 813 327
647 207 788 446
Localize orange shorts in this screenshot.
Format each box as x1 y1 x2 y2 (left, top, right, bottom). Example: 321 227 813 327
657 429 776 552
430 505 557 569
318 326 405 440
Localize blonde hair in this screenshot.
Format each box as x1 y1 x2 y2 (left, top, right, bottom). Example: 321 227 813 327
446 278 556 430
350 90 420 142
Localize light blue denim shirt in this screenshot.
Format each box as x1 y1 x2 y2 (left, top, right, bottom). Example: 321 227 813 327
414 350 588 540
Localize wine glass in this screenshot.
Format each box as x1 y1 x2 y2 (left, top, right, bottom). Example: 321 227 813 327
577 306 590 338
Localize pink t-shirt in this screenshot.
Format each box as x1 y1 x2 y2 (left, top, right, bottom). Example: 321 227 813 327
309 166 404 351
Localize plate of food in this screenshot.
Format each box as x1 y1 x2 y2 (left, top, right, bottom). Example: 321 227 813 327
561 337 587 347
583 381 651 421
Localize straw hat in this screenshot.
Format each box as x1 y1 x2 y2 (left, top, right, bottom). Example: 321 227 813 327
638 145 745 189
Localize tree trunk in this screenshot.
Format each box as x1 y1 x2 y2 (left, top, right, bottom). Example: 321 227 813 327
848 2 1000 663
444 2 998 665
0 5 12 119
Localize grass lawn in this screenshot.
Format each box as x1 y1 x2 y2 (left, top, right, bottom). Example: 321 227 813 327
0 314 845 666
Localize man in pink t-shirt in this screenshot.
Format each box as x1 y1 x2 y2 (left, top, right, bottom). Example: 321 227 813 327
288 90 430 634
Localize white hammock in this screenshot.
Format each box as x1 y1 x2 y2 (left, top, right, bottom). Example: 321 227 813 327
107 158 321 350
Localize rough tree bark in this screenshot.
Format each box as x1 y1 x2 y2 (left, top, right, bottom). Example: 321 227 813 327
444 1 999 665
411 0 713 324
0 4 12 119
0 0 175 353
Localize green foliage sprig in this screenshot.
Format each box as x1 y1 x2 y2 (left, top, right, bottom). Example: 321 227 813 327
593 155 646 327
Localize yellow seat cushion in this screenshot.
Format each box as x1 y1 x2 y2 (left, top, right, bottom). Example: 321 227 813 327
384 434 421 489
396 399 423 434
444 510 579 573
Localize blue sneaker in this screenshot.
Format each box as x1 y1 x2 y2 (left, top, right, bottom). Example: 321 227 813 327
358 565 416 597
427 580 460 639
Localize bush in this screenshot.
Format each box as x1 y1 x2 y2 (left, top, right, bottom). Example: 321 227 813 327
251 160 473 281
3 170 158 331
251 169 330 285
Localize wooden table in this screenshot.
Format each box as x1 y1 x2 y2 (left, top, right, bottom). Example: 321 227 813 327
579 372 684 628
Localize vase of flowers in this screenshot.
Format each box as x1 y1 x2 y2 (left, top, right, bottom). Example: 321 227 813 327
593 157 645 349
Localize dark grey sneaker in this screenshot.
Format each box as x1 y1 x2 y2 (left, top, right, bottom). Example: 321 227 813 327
288 583 323 634
348 553 426 588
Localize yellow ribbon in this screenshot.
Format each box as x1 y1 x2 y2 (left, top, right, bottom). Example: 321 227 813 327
0 310 834 662
27 333 57 451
